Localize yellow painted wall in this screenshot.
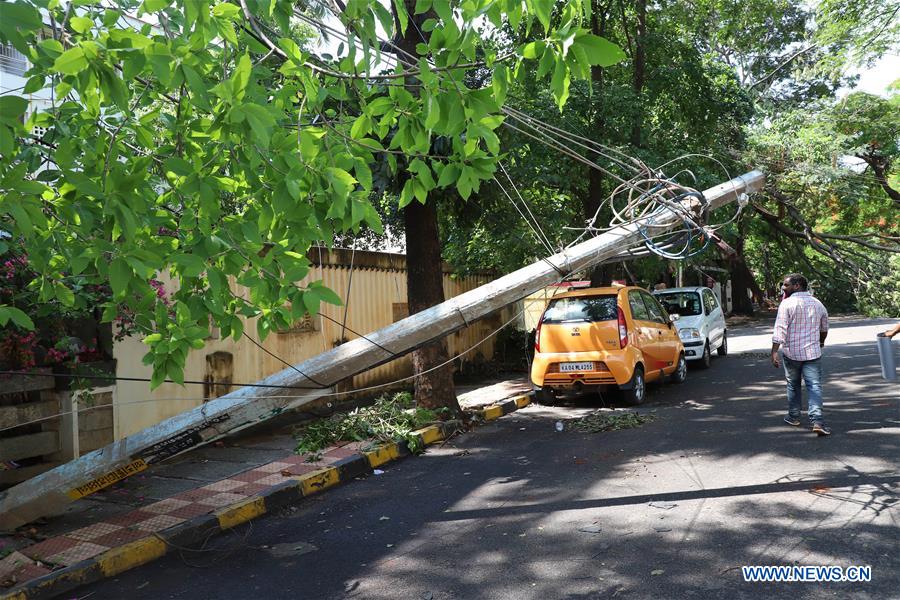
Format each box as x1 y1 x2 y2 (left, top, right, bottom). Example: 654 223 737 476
112 248 514 438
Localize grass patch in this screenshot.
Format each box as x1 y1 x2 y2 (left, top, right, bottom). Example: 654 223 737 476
294 392 443 457
569 410 655 433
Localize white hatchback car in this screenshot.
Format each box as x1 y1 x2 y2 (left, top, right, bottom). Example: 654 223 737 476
652 286 727 368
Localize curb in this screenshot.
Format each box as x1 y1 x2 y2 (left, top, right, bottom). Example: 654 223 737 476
2 394 532 599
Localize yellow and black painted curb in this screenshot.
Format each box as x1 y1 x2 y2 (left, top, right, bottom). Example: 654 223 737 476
2 394 532 600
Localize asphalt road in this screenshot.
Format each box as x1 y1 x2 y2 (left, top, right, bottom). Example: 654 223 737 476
79 316 899 600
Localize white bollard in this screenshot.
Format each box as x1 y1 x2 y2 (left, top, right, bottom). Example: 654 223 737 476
876 333 897 381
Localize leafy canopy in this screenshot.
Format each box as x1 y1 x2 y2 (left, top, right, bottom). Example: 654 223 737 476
0 0 623 387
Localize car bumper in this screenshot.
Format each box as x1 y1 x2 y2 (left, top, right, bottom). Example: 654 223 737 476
682 340 704 360
530 349 640 389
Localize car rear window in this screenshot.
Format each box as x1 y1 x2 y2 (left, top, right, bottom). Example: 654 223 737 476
655 292 702 317
541 295 618 323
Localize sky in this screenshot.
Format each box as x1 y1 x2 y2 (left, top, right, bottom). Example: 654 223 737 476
845 53 899 96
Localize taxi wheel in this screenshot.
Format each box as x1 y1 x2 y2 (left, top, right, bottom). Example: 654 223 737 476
534 388 556 405
621 366 646 405
700 342 712 369
669 353 687 384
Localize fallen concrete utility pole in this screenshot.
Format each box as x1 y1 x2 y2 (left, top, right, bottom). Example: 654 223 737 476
0 170 764 530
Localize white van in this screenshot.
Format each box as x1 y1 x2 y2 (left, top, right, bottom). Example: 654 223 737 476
652 287 727 368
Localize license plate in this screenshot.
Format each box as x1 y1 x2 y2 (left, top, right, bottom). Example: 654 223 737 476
560 362 594 372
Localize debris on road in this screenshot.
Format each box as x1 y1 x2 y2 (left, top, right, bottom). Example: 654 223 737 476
569 411 655 433
648 502 677 510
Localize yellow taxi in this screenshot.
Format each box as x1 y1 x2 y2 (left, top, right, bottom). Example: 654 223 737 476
531 285 686 404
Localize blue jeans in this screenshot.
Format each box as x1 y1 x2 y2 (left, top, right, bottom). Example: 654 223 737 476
783 356 824 424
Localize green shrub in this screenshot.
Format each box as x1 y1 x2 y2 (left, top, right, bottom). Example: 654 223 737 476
294 391 443 457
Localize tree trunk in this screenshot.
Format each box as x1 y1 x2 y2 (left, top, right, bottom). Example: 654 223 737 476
395 0 461 416
403 201 460 414
727 225 763 315
630 0 646 147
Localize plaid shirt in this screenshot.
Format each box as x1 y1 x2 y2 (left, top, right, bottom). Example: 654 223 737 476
772 292 829 361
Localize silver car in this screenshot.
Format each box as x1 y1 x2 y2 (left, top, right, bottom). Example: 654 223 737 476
652 287 727 368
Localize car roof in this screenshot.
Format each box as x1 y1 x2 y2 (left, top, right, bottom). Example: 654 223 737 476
551 286 643 299
652 287 709 294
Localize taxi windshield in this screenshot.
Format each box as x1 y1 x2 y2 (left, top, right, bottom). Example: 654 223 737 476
541 295 618 323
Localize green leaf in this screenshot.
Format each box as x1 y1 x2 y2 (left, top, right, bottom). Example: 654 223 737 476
174 253 206 277
109 258 132 298
278 37 303 64
532 0 552 31
521 41 545 59
0 2 41 42
53 47 88 75
182 65 211 111
573 34 626 67
551 59 570 108
143 333 163 344
54 282 75 306
212 2 240 18
0 96 28 126
392 0 409 35
69 16 93 34
243 103 275 146
231 53 252 99
326 167 357 197
433 0 452 22
309 284 343 306
414 0 432 14
299 127 325 160
492 65 509 104
142 0 172 12
0 306 34 330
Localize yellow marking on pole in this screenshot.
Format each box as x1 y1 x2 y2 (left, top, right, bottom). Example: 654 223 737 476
66 459 148 500
216 496 266 530
296 468 339 496
97 536 166 577
413 425 443 445
483 405 503 421
364 443 400 468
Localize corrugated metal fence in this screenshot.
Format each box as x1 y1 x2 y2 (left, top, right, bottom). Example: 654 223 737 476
112 248 517 438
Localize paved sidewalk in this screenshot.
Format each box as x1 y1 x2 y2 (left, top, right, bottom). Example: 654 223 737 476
0 380 528 595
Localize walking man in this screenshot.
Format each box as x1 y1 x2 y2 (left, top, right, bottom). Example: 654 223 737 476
771 273 831 436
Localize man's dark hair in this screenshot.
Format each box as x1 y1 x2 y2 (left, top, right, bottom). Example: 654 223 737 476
785 273 808 291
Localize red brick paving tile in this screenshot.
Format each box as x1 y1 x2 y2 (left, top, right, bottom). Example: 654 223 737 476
322 445 364 459
9 561 53 585
167 503 214 520
272 460 320 475
201 479 246 493
194 492 247 508
254 461 294 473
66 522 124 542
0 551 34 581
253 473 292 486
229 469 270 483
232 482 272 495
20 537 78 561
279 454 314 465
44 542 108 566
131 514 186 532
89 528 149 547
172 488 220 503
104 510 155 526
143 498 193 514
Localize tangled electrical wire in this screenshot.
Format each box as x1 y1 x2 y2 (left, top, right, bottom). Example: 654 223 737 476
283 2 748 266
